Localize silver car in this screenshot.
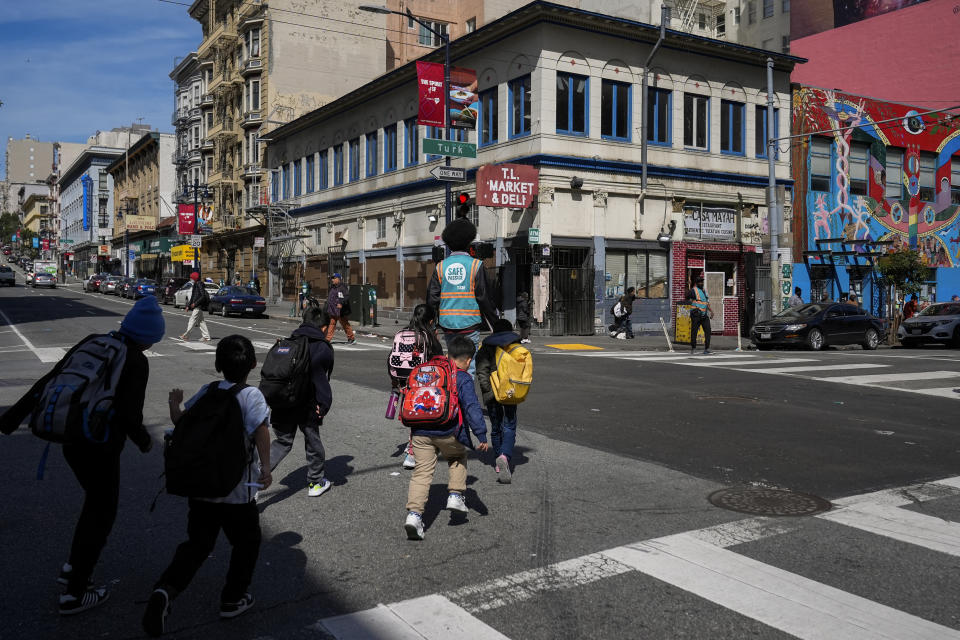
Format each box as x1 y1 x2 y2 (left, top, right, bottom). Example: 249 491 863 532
898 302 960 348
32 272 57 288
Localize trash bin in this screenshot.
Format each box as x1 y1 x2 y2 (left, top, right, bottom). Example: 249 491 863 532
550 311 566 336
347 284 363 324
675 304 704 344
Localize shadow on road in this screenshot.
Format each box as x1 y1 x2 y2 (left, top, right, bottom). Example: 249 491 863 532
0 293 122 326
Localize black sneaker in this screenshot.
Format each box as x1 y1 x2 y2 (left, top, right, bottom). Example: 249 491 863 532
142 588 170 637
220 593 255 619
347 338 356 345
59 585 109 615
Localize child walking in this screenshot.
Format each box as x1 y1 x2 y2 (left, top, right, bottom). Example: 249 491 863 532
476 319 524 483
403 336 489 540
142 335 272 636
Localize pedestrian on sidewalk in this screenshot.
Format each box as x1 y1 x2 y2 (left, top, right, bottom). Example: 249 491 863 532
516 292 532 344
179 272 210 342
686 273 713 355
0 296 164 615
403 336 489 540
789 287 803 307
427 218 498 377
142 335 272 636
620 287 637 339
324 273 355 344
264 306 335 497
476 319 525 483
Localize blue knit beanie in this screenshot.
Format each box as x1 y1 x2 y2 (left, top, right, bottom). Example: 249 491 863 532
120 295 165 345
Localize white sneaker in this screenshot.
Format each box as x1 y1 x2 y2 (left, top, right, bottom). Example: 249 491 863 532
445 491 468 513
496 454 512 484
402 453 416 470
404 511 424 540
307 479 332 497
521 338 531 344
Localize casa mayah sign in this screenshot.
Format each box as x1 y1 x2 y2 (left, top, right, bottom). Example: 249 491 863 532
683 206 737 242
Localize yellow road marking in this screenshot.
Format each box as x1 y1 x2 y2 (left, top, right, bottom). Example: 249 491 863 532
545 343 604 351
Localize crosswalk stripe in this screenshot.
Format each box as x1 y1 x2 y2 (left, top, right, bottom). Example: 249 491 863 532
252 341 276 350
607 533 960 640
729 363 890 374
143 350 165 358
820 502 960 557
180 341 216 351
683 357 818 368
813 370 960 384
896 386 960 399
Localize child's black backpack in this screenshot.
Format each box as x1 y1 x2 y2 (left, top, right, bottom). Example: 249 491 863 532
164 383 250 498
259 336 312 409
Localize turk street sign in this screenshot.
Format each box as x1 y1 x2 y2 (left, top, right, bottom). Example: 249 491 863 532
430 166 467 182
422 138 477 159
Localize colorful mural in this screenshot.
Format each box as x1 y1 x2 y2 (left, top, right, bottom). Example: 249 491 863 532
794 87 960 267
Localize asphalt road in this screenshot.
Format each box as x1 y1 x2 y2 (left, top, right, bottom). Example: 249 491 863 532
2 274 960 640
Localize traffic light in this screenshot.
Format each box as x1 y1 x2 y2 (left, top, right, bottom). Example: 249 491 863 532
469 242 494 259
456 192 471 218
431 245 445 262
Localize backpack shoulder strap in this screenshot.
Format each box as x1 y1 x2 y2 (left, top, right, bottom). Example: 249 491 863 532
228 383 248 396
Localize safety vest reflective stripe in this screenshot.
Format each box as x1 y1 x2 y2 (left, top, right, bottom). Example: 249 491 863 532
439 309 482 316
691 287 708 311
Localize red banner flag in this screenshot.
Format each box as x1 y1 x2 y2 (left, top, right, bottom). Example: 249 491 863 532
177 203 196 235
417 61 445 128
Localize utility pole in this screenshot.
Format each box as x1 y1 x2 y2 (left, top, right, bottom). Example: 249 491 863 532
766 57 779 319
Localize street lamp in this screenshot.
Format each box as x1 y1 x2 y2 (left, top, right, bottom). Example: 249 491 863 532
182 178 210 279
360 4 452 228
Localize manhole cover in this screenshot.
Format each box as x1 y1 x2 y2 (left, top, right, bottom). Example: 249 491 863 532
708 488 832 516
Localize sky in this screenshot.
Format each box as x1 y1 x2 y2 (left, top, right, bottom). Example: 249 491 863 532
0 0 202 178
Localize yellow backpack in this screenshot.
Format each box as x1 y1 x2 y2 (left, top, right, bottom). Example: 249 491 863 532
490 343 533 404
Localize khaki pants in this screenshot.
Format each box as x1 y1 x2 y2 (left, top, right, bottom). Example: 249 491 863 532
405 434 467 514
325 315 355 341
184 307 210 340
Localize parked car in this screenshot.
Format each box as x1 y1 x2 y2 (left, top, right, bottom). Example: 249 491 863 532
116 277 136 298
751 303 885 351
160 277 189 305
209 286 267 318
99 275 123 294
0 265 15 287
128 278 158 299
173 280 220 309
898 302 960 347
32 272 56 289
85 273 109 292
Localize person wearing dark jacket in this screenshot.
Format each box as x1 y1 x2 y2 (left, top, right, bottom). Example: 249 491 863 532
515 292 531 344
426 218 498 377
403 336 489 540
620 287 637 339
0 296 164 615
268 306 335 497
179 271 210 341
476 319 522 483
324 272 355 344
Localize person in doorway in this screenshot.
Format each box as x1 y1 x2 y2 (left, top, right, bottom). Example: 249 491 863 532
903 294 919 320
324 273 355 344
686 273 713 355
515 292 532 344
789 287 803 307
426 218 498 377
180 272 211 342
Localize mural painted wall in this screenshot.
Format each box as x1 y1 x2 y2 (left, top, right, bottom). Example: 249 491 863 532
793 86 960 269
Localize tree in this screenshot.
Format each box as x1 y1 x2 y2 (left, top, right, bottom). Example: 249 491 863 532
876 249 931 297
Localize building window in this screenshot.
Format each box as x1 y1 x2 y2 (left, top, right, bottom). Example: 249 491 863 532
748 1 756 23
246 27 260 57
601 79 630 141
697 13 706 29
951 158 960 205
293 159 302 196
646 87 671 145
376 216 387 239
683 93 709 150
451 128 467 142
919 151 936 202
885 148 903 199
319 150 329 189
556 73 588 136
716 13 726 36
509 74 531 138
282 164 291 199
810 137 832 192
734 6 740 24
271 170 279 202
605 250 669 299
417 20 447 46
466 18 476 33
425 126 443 161
246 79 260 112
479 88 499 146
334 144 344 186
98 172 108 191
848 142 869 196
349 138 360 182
305 154 315 193
782 0 790 11
247 132 259 164
366 131 378 177
720 99 745 155
763 0 774 18
193 126 200 148
755 106 780 158
782 36 790 53
404 117 419 166
384 124 397 172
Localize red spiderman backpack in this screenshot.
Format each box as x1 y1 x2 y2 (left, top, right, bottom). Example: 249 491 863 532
399 356 460 429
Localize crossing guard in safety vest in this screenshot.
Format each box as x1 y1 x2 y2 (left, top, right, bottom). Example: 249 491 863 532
686 272 714 354
427 218 498 377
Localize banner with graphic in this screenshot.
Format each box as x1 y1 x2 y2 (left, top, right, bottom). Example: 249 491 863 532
417 61 445 128
449 66 478 130
177 203 196 235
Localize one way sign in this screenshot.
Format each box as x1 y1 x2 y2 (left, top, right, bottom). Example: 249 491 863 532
430 166 466 182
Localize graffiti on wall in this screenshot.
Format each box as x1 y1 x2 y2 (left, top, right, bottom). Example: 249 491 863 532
795 86 960 267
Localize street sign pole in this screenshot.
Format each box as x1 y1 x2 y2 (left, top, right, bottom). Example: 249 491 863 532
444 36 452 231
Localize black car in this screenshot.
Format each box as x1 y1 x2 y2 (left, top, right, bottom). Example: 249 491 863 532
116 277 137 298
751 303 885 351
160 277 189 305
209 286 268 317
86 272 111 292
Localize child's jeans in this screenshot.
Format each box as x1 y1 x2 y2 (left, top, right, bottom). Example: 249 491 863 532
405 435 467 514
487 402 518 459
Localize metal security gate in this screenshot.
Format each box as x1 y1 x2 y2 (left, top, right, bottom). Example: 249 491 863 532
549 267 595 335
754 266 772 323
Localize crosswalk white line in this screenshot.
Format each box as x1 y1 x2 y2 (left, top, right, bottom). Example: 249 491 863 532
318 594 510 640
729 363 890 374
683 357 818 368
607 533 960 640
143 350 165 358
896 386 960 399
820 502 960 557
813 370 960 384
253 341 276 350
180 341 217 351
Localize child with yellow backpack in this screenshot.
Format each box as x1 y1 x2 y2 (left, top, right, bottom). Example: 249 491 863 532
476 319 533 483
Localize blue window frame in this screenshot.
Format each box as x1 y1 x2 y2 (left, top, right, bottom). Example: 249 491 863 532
384 124 397 172
601 79 630 141
334 144 344 186
293 159 302 196
721 100 745 155
451 128 467 142
646 87 671 145
404 117 418 167
305 154 315 193
556 73 588 136
319 150 329 189
479 88 498 146
755 106 780 159
426 126 442 161
271 170 279 202
366 131 378 177
349 138 360 181
683 94 710 150
509 75 531 138
282 163 291 199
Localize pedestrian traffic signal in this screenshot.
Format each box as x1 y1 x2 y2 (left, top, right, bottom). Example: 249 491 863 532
468 242 494 259
456 192 471 218
431 245 446 262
